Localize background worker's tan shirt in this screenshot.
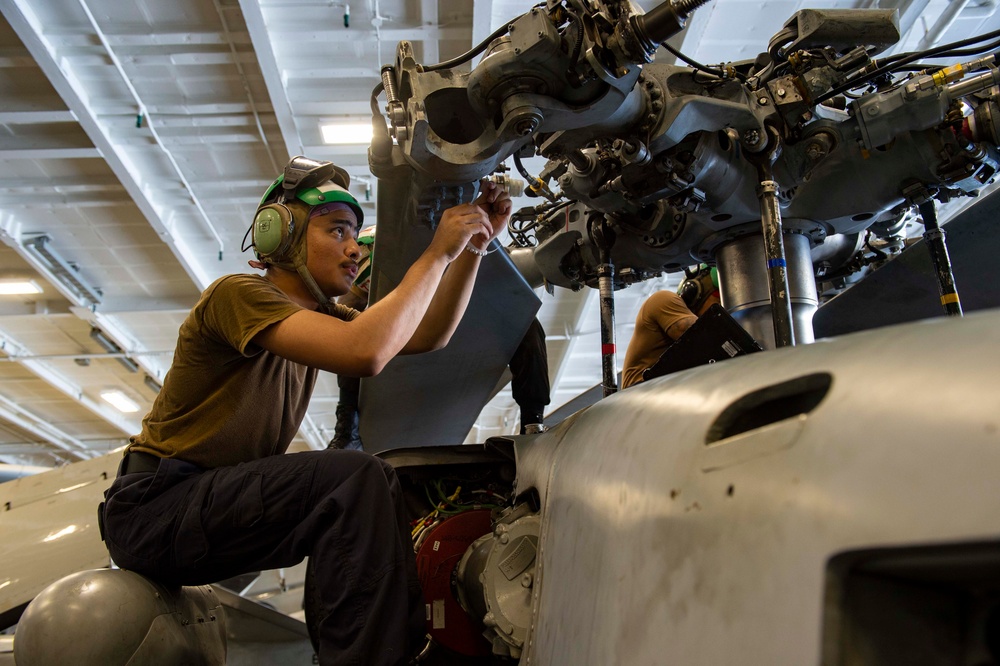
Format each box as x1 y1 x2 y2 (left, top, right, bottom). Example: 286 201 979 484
621 291 696 389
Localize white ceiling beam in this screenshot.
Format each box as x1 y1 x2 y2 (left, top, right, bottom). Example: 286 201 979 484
0 147 101 159
0 175 122 192
0 443 61 456
0 177 132 208
119 52 258 67
94 103 275 116
42 52 258 68
0 332 140 441
0 214 172 382
0 194 133 208
283 68 381 80
0 394 90 461
70 307 173 383
46 30 250 48
108 131 262 147
208 0 283 175
91 297 195 314
149 115 275 129
288 101 373 116
75 0 225 257
268 26 467 43
0 111 77 123
0 0 216 290
239 0 302 159
0 215 103 308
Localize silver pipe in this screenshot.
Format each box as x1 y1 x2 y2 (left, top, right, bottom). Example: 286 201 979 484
716 233 818 349
757 179 795 347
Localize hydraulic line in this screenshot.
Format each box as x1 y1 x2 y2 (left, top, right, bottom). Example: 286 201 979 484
755 164 796 347
591 219 619 397
917 200 963 316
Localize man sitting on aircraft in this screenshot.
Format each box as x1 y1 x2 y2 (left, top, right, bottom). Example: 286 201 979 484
621 265 720 389
99 155 512 666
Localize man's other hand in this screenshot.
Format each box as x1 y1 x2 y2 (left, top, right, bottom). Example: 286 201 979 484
430 203 493 262
470 181 513 252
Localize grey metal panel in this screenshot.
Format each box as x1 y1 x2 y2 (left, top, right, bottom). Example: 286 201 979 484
814 190 1000 338
515 309 1000 665
359 167 540 453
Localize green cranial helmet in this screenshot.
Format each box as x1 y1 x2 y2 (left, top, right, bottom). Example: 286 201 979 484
258 157 363 224
243 156 364 309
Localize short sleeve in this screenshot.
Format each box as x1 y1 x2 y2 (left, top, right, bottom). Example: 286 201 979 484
644 291 697 338
200 275 304 355
328 302 361 322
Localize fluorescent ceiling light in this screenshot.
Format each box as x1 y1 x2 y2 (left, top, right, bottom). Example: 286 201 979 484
100 390 140 413
321 122 372 145
0 280 42 295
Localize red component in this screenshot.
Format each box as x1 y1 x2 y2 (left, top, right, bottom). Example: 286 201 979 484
961 117 976 142
415 509 493 657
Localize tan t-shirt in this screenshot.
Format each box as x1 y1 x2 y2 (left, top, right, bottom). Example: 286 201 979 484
128 274 359 468
621 290 697 389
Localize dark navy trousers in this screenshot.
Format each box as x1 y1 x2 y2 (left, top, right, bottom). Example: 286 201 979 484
102 449 423 666
510 317 551 427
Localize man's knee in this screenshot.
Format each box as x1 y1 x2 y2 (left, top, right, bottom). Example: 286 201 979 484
313 449 397 490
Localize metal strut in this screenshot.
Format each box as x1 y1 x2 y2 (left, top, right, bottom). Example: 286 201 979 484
591 218 618 397
755 164 796 347
917 200 963 317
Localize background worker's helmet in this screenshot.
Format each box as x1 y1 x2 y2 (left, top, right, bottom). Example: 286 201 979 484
242 156 364 308
678 264 720 314
350 226 376 299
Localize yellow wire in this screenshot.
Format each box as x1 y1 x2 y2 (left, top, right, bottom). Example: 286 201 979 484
410 486 463 539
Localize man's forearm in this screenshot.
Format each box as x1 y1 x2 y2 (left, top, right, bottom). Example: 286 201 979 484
350 250 452 365
403 248 481 353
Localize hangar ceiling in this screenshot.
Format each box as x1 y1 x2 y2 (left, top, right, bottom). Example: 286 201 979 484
0 0 995 467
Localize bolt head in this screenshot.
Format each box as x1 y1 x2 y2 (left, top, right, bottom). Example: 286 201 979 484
515 118 538 136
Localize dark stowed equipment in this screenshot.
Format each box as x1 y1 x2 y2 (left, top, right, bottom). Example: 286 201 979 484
642 304 763 382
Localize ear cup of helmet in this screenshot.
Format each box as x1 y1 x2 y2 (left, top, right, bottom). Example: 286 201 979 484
678 265 717 312
678 278 703 310
252 203 294 261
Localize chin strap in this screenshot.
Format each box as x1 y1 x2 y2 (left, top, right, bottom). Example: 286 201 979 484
294 258 331 311
249 206 339 313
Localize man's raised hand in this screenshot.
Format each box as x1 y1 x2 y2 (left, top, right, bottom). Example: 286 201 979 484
430 203 493 262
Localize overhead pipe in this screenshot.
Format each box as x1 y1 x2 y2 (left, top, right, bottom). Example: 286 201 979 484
210 0 280 174
917 0 974 51
75 0 226 258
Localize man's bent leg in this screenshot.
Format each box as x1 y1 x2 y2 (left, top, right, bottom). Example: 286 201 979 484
103 450 422 666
